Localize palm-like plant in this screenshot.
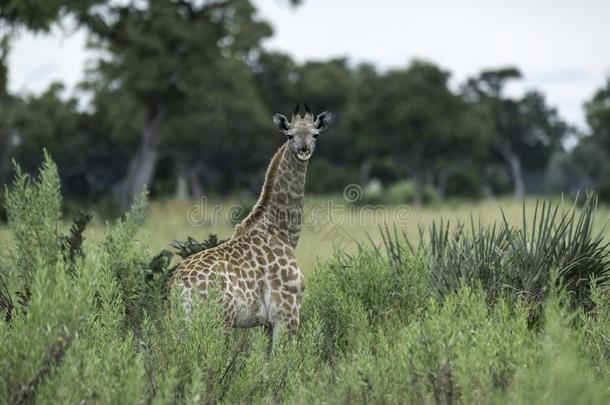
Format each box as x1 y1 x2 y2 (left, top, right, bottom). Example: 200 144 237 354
379 193 610 313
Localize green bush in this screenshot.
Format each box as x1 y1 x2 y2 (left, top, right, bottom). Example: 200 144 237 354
506 291 610 405
34 263 147 404
579 282 610 384
361 180 439 205
1 155 609 404
298 286 537 404
0 256 99 403
382 194 610 318
3 151 63 305
100 191 156 328
444 165 485 198
386 180 415 204
301 250 430 359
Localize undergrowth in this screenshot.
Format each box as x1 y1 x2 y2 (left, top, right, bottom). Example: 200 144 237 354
377 194 610 325
0 155 608 404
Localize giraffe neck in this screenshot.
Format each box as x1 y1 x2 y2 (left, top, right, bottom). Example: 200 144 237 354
237 143 308 248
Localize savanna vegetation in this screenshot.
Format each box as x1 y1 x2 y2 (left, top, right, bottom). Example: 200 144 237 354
1 148 609 405
1 1 610 403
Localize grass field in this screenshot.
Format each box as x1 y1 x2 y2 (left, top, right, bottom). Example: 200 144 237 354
76 195 610 269
1 195 609 274
1 162 610 404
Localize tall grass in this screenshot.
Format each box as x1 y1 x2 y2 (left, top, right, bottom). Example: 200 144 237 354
1 156 609 404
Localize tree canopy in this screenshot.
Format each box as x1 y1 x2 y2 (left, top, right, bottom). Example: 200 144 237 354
0 0 606 208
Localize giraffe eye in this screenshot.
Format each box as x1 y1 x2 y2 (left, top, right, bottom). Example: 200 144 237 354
313 134 319 139
287 134 294 140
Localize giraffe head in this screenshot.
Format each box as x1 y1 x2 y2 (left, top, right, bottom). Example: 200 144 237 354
272 102 333 161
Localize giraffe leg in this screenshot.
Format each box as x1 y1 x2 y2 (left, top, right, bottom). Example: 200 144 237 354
286 307 300 336
214 263 236 328
266 305 299 354
278 292 300 336
265 324 275 354
180 284 194 317
224 299 236 327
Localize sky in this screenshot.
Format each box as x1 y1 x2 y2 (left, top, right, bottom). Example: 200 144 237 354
7 0 610 130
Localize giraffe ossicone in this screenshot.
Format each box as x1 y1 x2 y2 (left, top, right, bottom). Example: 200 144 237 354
170 103 333 349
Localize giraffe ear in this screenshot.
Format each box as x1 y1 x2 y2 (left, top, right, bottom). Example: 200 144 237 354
314 111 333 132
273 113 290 132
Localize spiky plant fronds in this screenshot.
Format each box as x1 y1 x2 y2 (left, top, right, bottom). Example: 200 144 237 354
170 234 227 259
379 193 610 312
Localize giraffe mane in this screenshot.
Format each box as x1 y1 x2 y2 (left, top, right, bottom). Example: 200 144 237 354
235 143 286 235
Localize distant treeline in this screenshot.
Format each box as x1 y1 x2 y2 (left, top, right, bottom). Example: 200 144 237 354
0 1 609 209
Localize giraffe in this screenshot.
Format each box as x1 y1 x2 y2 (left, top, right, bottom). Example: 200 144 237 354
170 103 333 348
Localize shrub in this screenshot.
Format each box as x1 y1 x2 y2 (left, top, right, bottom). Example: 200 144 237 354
0 252 99 403
0 153 150 403
599 162 610 202
3 151 63 308
307 158 357 194
1 154 609 403
302 250 430 359
505 291 610 405
298 286 537 404
99 191 173 330
381 194 610 316
386 180 415 204
33 261 147 404
579 281 610 384
363 180 438 205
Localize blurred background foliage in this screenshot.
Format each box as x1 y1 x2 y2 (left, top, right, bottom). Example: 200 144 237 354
0 0 609 214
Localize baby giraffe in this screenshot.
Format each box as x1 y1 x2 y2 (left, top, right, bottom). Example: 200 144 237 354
170 103 332 349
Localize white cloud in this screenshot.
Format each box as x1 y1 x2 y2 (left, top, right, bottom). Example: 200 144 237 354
8 24 90 98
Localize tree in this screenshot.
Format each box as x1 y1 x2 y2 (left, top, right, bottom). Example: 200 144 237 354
345 60 485 205
0 0 102 32
252 51 299 113
81 0 273 208
5 83 110 199
432 101 493 199
584 76 610 200
0 35 16 187
585 77 610 152
544 136 605 195
164 56 270 198
0 0 105 191
465 68 567 198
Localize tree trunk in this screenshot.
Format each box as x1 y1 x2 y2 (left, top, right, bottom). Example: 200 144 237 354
437 169 451 200
500 146 525 199
412 171 424 207
0 134 14 187
359 159 371 186
187 166 203 199
0 150 9 188
118 109 165 209
175 172 188 200
481 183 495 200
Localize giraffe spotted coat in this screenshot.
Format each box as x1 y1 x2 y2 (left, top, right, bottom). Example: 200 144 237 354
175 225 304 334
170 106 332 346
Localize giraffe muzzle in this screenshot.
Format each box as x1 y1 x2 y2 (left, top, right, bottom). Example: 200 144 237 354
296 147 312 161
